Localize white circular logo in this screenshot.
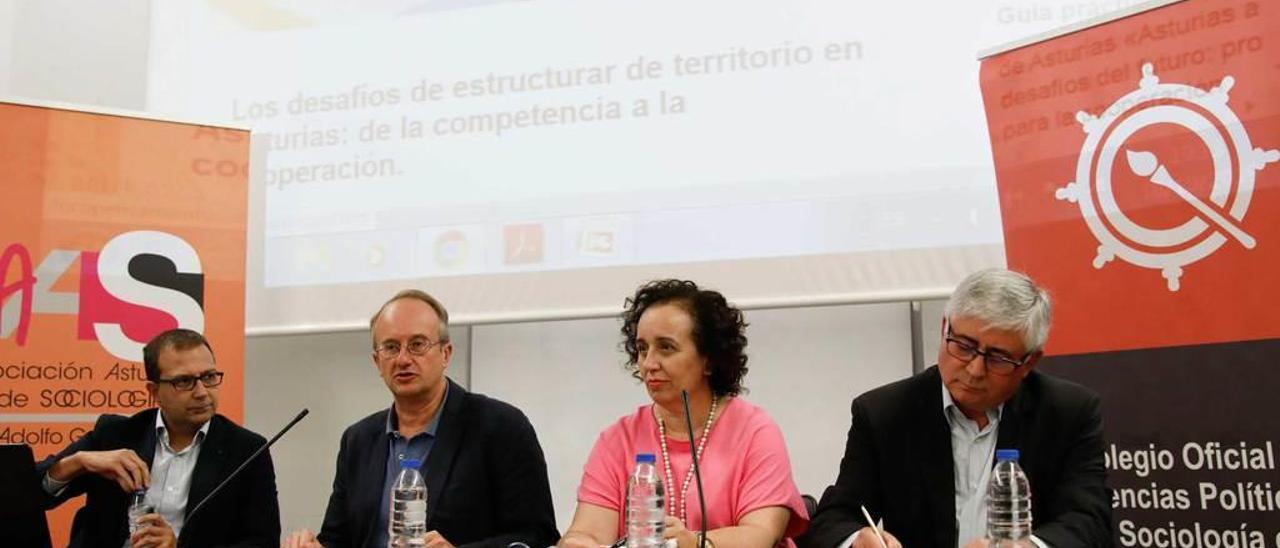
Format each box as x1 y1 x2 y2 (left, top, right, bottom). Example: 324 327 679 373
1055 63 1279 291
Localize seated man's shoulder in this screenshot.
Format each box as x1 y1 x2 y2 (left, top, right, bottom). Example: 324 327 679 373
95 411 139 429
89 408 154 437
340 408 391 440
456 391 549 450
1026 370 1101 409
854 368 936 413
461 390 531 426
210 414 269 447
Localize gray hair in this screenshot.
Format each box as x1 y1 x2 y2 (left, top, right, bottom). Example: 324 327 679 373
944 268 1052 353
369 289 451 344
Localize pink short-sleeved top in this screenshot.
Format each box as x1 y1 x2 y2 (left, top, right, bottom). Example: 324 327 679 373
577 398 810 546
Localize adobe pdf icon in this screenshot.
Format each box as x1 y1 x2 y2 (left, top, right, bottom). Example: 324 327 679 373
980 0 1280 355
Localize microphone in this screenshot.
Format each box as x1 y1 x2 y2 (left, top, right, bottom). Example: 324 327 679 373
680 391 707 548
185 408 309 523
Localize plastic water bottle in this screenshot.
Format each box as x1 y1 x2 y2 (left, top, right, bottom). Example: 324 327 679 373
126 489 154 535
389 459 427 548
987 449 1033 547
626 453 665 548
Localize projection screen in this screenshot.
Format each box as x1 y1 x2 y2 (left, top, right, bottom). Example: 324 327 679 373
132 0 1148 332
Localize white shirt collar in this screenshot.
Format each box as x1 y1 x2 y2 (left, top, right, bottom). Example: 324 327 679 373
154 409 212 446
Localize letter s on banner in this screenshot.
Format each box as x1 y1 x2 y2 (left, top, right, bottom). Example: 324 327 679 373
93 231 204 361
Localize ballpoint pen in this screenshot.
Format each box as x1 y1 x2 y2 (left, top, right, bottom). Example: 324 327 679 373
860 505 889 548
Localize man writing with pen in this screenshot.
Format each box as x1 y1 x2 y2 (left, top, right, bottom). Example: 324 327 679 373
35 328 281 548
802 269 1112 548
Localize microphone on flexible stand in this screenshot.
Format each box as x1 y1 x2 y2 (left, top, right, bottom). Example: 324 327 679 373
681 390 707 548
185 408 309 523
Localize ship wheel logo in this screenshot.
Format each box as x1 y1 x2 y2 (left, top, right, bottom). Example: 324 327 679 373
1055 63 1278 291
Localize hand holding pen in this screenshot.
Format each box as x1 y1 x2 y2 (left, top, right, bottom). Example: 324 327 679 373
853 505 901 548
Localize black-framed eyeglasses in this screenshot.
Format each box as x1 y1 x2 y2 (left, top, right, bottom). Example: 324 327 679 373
374 337 442 360
945 326 1031 375
154 371 225 391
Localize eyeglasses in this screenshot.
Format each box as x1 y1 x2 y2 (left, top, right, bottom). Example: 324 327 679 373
374 337 442 360
944 326 1030 375
154 371 225 391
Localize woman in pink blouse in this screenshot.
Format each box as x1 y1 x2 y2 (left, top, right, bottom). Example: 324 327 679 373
559 280 809 548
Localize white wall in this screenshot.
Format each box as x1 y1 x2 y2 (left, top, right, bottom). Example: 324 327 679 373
922 299 946 366
244 301 920 534
469 316 651 529
3 0 151 109
0 1 13 94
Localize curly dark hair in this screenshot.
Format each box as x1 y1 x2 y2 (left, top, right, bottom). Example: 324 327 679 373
620 279 748 397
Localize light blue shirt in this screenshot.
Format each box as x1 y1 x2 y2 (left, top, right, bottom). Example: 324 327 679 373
942 384 1049 548
941 383 1001 547
838 385 1049 548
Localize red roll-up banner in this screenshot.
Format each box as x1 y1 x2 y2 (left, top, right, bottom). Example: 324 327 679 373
1 101 249 546
983 0 1280 356
980 1 1280 545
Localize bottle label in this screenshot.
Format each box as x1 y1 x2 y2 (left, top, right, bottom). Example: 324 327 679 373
404 500 427 521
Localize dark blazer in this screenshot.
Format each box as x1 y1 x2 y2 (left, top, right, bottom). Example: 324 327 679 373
35 409 281 548
317 378 558 548
802 366 1112 548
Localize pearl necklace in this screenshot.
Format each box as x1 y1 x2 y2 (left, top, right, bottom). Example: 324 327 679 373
655 397 720 524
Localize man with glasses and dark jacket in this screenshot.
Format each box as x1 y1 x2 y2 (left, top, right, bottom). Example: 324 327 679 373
803 269 1112 548
282 289 558 548
36 328 281 548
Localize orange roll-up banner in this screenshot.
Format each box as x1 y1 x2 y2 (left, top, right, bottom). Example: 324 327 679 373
0 101 249 545
981 0 1279 545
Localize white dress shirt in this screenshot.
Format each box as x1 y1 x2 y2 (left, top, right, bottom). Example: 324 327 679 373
42 412 210 547
145 412 210 542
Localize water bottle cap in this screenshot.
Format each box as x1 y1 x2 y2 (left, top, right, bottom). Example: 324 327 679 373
635 453 656 463
402 458 422 469
996 449 1020 461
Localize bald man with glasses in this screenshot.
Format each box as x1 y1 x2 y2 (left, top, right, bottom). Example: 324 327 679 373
37 328 280 548
803 269 1112 548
